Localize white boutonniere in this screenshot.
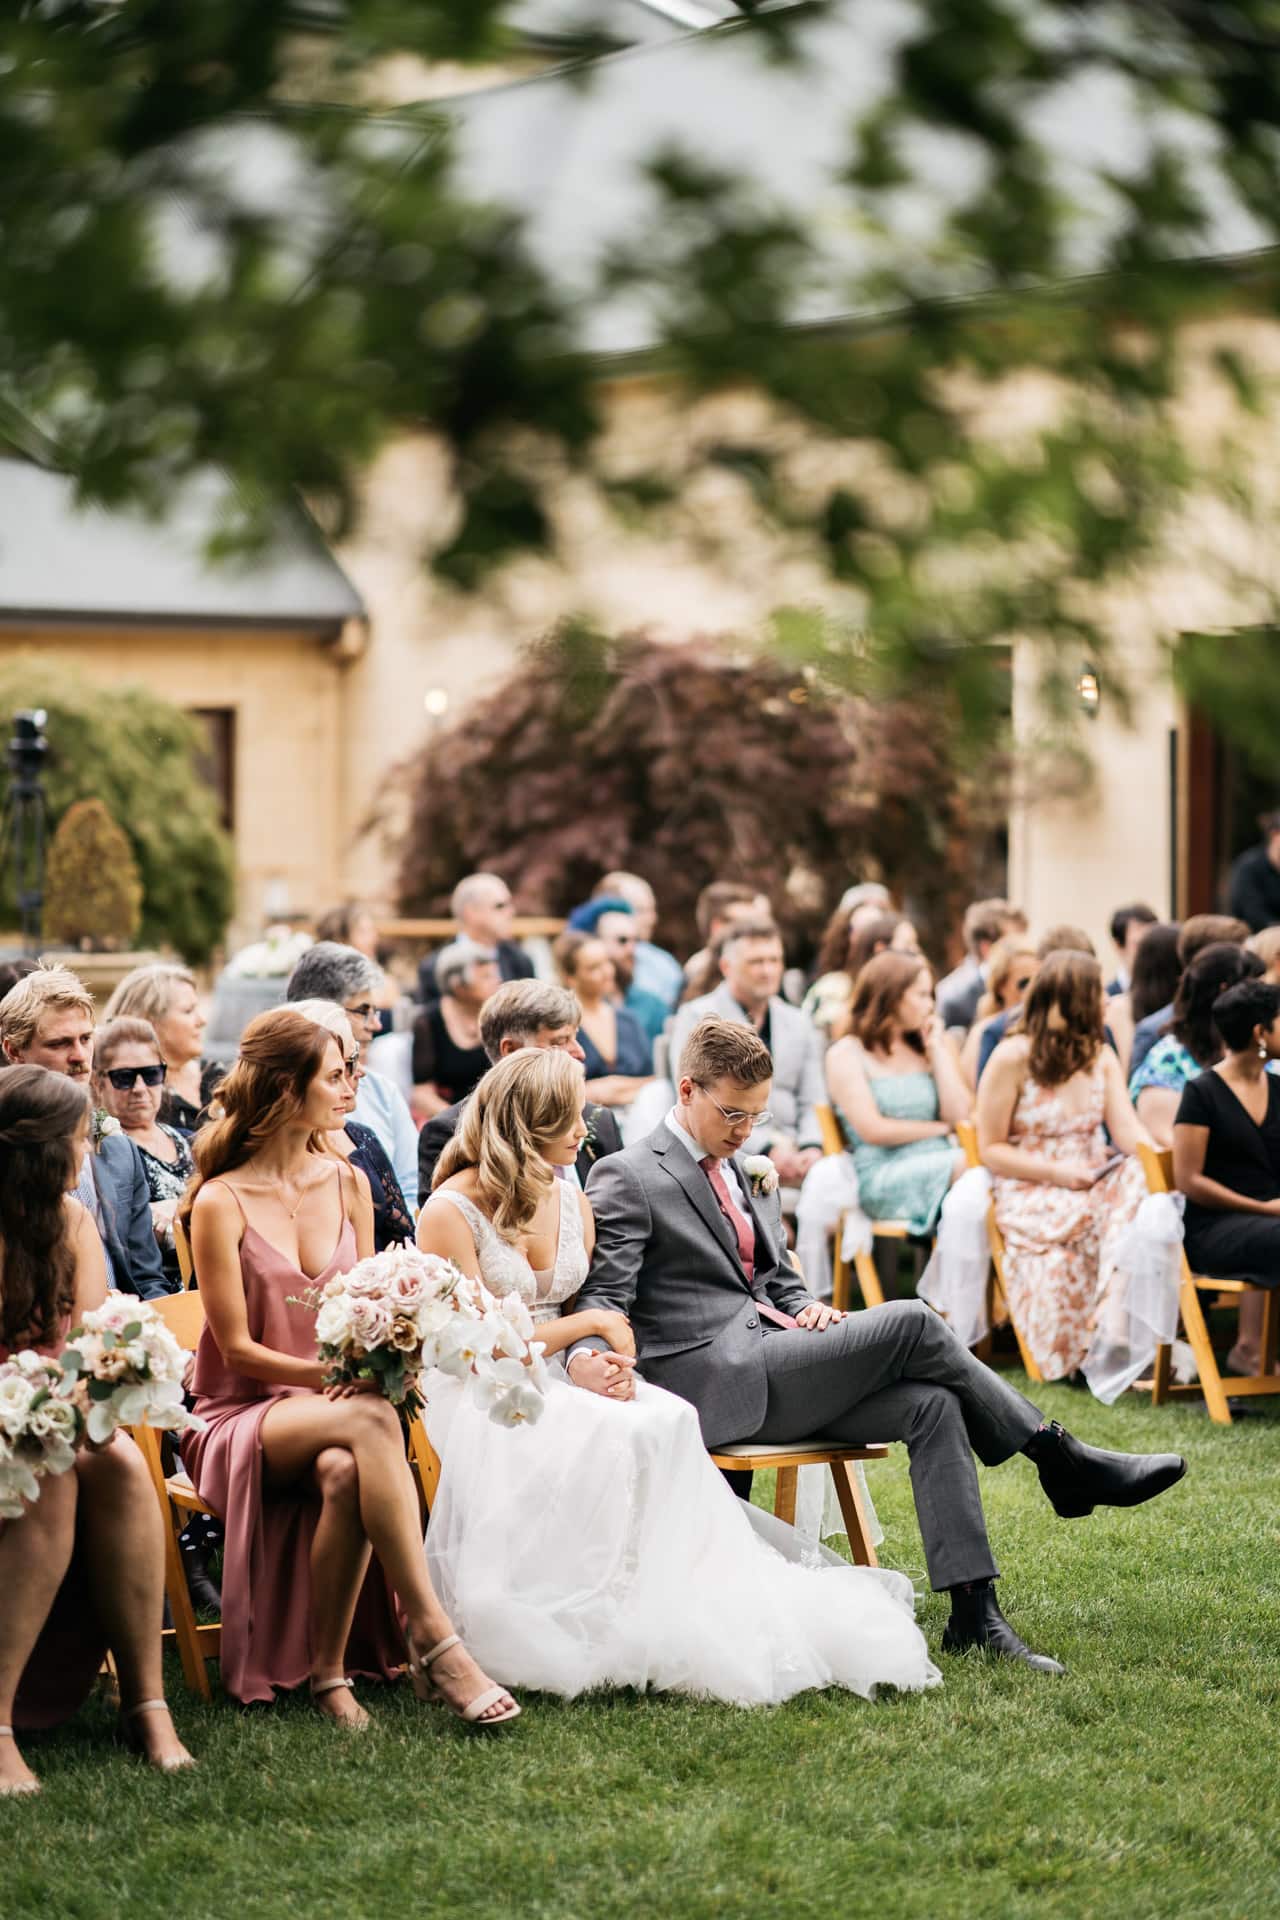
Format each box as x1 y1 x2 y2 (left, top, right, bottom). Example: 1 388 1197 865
92 1110 122 1150
742 1154 779 1197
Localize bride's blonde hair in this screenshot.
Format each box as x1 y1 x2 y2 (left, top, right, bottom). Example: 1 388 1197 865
434 1047 582 1240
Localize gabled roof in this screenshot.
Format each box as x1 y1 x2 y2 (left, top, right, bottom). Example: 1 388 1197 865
510 0 744 49
0 459 364 628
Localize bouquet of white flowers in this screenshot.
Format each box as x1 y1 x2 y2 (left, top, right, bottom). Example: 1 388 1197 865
297 1243 549 1429
60 1293 207 1446
0 1351 84 1519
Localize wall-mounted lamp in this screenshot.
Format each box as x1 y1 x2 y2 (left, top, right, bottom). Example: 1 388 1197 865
1076 664 1101 717
423 687 450 718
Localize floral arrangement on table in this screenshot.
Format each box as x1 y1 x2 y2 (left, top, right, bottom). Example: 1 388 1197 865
297 1243 549 1429
224 926 314 979
0 1352 84 1519
60 1293 207 1446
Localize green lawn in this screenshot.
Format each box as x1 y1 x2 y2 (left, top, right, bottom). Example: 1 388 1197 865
6 1378 1279 1920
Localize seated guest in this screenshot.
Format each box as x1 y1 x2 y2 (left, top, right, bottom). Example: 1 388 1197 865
554 931 653 1110
1229 811 1280 933
959 936 1040 1090
569 899 671 1045
682 881 772 1002
976 925 1101 1081
592 871 683 1008
314 903 400 1030
1128 914 1251 1081
105 962 223 1132
289 999 415 1250
0 1066 193 1795
181 1010 516 1725
936 899 1018 1032
1128 943 1263 1148
417 873 532 1004
0 957 38 999
670 920 824 1187
1107 903 1158 996
1113 919 1183 1059
1174 980 1280 1373
804 908 921 1043
1245 924 1280 984
418 978 622 1195
979 952 1149 1383
91 1018 195 1287
410 938 501 1122
285 942 419 1210
825 951 970 1235
0 966 172 1299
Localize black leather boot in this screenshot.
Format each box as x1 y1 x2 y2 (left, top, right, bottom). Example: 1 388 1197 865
180 1534 222 1618
1024 1420 1187 1519
942 1582 1066 1674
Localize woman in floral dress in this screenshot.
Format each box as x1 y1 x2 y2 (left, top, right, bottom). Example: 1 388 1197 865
978 952 1150 1383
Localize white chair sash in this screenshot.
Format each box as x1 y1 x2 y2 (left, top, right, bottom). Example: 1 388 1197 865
794 1153 873 1303
917 1165 993 1348
793 1461 884 1559
1083 1190 1196 1403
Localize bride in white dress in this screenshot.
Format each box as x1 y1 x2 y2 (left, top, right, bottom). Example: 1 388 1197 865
415 1049 940 1705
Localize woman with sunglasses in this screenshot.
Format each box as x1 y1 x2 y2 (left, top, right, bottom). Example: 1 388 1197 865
958 937 1040 1091
92 1018 195 1287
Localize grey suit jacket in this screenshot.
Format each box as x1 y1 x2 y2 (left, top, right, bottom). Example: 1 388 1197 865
93 1132 174 1300
667 984 824 1152
580 1122 815 1447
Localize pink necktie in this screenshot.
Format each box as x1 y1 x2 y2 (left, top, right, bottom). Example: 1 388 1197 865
700 1156 797 1329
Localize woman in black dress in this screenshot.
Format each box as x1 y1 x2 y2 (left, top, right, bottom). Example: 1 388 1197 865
1173 979 1280 1289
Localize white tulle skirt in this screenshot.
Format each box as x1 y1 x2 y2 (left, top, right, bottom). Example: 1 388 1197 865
422 1370 941 1706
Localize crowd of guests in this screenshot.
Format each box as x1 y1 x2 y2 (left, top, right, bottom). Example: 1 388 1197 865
3 858 1276 1791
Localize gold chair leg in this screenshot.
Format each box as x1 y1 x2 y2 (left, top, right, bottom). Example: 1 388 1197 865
832 1232 850 1313
853 1249 886 1309
773 1466 798 1527
830 1461 878 1568
1152 1341 1172 1405
132 1425 211 1699
1180 1281 1232 1425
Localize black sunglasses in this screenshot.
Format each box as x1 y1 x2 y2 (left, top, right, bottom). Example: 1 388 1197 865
105 1064 168 1091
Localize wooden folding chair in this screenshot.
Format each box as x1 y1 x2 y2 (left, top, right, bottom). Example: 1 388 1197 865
173 1216 195 1288
815 1101 911 1312
408 1416 443 1515
1138 1144 1280 1425
130 1289 222 1698
955 1122 1042 1381
706 1441 888 1564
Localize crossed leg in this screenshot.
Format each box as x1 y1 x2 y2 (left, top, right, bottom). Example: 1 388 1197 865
259 1392 516 1723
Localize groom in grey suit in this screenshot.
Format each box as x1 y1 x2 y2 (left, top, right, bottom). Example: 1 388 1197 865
577 1017 1186 1672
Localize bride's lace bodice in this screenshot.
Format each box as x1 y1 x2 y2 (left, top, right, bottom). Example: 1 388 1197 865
437 1187 588 1325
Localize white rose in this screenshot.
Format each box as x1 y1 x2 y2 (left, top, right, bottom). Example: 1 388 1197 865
0 1374 36 1436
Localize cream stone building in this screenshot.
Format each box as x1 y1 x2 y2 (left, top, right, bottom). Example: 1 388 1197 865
4 3 1278 957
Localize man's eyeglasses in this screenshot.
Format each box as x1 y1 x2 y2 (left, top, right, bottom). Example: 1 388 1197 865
695 1085 771 1130
105 1064 167 1091
344 1003 377 1024
344 1053 362 1077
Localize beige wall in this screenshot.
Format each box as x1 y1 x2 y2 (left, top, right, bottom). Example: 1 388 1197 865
0 622 350 944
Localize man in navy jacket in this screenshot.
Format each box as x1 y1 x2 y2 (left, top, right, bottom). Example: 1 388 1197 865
0 963 173 1299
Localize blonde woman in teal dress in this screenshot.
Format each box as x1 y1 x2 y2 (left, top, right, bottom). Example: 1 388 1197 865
826 950 970 1233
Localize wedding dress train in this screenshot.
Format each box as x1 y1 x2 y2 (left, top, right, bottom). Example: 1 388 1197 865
421 1188 941 1705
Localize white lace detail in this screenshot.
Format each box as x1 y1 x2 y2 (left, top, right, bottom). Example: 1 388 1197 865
437 1187 588 1325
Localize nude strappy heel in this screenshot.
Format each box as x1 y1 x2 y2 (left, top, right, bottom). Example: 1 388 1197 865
119 1700 197 1773
0 1726 40 1798
408 1634 521 1727
309 1676 369 1728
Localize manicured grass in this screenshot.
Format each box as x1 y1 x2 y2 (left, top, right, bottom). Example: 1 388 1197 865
6 1377 1279 1920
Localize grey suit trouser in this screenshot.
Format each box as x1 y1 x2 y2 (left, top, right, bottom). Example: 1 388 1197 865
749 1299 1043 1591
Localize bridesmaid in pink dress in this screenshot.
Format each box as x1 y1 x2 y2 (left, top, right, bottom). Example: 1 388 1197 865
978 951 1150 1383
0 1065 193 1798
181 1009 518 1728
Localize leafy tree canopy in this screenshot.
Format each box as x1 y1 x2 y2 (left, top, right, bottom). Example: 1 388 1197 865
392 623 1005 958
4 2 1280 745
0 661 235 962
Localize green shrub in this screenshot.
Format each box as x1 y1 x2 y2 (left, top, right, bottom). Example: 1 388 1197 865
42 797 142 949
0 658 234 962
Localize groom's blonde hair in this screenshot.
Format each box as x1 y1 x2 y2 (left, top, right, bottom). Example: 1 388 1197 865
435 1047 581 1240
680 1016 772 1089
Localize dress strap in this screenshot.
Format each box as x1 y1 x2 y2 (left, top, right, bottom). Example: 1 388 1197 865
435 1188 491 1243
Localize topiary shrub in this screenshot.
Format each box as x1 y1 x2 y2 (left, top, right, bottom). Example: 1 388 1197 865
43 798 143 950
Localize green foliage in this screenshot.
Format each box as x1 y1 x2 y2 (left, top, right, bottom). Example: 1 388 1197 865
5 3 1280 755
0 660 234 961
393 623 1005 957
42 797 142 950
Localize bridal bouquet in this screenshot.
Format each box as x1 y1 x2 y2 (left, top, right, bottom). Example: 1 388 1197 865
0 1352 83 1519
60 1293 207 1446
299 1243 549 1429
